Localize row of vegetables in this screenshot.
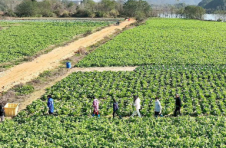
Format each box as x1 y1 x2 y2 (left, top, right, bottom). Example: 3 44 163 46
77 18 226 67
0 115 225 147
1 65 225 147
16 65 226 118
0 21 109 63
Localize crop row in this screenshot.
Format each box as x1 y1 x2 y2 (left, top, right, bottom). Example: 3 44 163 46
0 116 225 147
16 65 226 118
77 18 226 67
0 21 109 63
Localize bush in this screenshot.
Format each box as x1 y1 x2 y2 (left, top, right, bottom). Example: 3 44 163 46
72 9 89 17
135 11 145 21
61 11 70 17
4 9 16 17
217 18 223 22
109 9 119 18
95 11 104 17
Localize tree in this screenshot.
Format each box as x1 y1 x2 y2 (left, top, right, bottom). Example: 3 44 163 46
123 0 137 17
15 0 38 17
184 5 205 20
123 0 151 19
99 0 116 12
37 0 53 17
0 1 8 11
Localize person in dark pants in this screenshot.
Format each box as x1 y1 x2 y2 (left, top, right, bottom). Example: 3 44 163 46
174 94 182 116
47 95 54 114
0 105 5 122
113 99 122 119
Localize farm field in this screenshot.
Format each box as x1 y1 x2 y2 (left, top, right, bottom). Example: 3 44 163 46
0 116 225 147
77 18 226 67
0 20 109 63
1 18 226 147
0 65 224 146
18 65 226 118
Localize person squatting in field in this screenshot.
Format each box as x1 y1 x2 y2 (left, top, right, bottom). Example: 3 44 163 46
155 97 163 117
131 96 142 117
113 99 122 119
0 105 5 122
93 97 100 117
47 95 54 114
174 94 182 116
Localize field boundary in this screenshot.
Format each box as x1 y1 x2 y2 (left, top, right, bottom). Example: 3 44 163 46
0 24 111 71
0 19 136 93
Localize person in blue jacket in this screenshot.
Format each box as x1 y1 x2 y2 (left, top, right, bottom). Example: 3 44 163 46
47 95 54 114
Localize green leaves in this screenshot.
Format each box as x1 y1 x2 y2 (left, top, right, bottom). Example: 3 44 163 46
0 21 108 63
78 18 226 67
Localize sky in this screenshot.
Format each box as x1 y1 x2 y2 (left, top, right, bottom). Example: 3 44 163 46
148 0 202 5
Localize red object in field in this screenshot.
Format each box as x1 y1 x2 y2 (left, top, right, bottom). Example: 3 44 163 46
128 18 130 21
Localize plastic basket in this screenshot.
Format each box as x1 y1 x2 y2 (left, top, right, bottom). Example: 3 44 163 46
4 103 20 117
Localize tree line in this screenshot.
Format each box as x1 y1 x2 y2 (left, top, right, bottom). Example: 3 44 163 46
0 0 209 21
0 0 151 20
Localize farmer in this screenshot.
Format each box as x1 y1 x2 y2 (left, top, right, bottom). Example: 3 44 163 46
0 105 5 122
154 97 163 117
131 96 141 117
93 97 100 117
174 94 182 116
113 99 122 119
47 95 54 114
116 21 120 26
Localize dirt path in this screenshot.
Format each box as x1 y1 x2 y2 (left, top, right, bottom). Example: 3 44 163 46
0 19 136 93
18 66 136 112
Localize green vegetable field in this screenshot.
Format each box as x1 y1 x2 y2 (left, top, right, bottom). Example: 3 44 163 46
0 20 108 63
78 18 226 67
17 65 226 118
1 116 225 147
1 18 226 147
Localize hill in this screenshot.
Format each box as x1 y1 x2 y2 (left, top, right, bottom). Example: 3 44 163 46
198 0 226 10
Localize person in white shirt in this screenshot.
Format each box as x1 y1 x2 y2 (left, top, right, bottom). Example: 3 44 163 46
131 96 142 117
155 97 163 117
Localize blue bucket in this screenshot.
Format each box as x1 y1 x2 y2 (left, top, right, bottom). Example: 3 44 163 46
66 62 71 69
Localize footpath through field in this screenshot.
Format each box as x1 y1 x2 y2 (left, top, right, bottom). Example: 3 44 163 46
0 19 136 93
17 66 136 112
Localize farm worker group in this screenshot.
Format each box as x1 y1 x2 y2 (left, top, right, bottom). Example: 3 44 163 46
45 94 182 118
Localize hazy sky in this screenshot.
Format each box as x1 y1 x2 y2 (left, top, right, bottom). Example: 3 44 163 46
148 0 202 5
